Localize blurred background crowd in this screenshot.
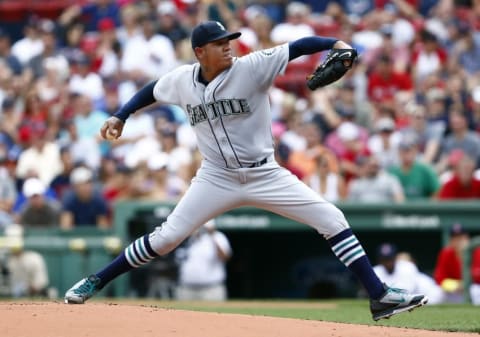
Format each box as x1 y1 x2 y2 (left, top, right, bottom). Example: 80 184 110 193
0 0 480 233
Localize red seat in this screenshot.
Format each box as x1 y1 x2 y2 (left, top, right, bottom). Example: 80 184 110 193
28 0 72 19
0 1 28 22
311 22 342 39
274 73 311 98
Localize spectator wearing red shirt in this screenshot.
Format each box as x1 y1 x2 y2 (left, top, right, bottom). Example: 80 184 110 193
438 154 480 199
367 54 413 105
434 223 480 304
332 122 371 184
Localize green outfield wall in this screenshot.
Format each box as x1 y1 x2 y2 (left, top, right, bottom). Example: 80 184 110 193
1 201 478 300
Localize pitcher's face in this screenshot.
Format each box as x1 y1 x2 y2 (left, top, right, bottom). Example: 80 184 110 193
196 38 233 72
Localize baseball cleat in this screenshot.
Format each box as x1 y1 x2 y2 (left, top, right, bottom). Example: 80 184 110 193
370 284 428 321
64 274 102 304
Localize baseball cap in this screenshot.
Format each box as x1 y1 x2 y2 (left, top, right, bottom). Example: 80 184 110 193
191 21 241 49
377 243 398 260
23 177 46 198
375 117 395 132
337 122 359 142
38 19 55 34
157 1 177 16
97 18 116 32
449 222 468 237
398 132 419 150
70 166 93 184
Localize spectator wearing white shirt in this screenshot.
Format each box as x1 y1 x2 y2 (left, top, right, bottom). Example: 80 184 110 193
175 219 232 301
121 16 177 81
11 19 44 66
270 2 315 44
15 127 63 187
348 155 405 203
68 53 105 104
373 243 444 305
367 117 401 169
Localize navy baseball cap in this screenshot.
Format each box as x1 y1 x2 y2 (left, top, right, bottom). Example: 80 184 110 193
191 21 241 49
377 243 397 260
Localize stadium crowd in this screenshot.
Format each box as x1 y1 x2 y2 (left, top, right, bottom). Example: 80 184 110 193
0 0 480 231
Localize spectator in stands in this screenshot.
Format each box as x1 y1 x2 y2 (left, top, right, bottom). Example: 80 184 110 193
117 5 144 70
323 97 369 159
15 125 63 188
61 0 121 33
401 102 444 165
3 224 49 298
137 15 178 79
68 53 105 106
304 152 346 203
206 0 237 28
330 121 370 184
156 125 192 183
437 154 480 199
348 155 405 203
367 53 413 106
18 177 60 228
60 166 109 229
175 219 232 301
25 19 69 81
95 18 121 80
411 29 448 84
145 152 186 201
49 146 76 201
248 12 276 51
0 98 22 152
437 108 480 173
34 56 69 117
289 122 339 180
270 2 315 44
422 86 448 128
101 160 134 203
367 117 402 169
434 223 480 304
444 73 471 118
362 23 410 74
388 133 440 200
0 28 22 76
449 22 480 76
0 147 16 229
110 105 156 165
11 17 44 66
156 1 189 50
373 243 444 305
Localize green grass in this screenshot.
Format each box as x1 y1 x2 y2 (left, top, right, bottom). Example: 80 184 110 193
144 299 480 333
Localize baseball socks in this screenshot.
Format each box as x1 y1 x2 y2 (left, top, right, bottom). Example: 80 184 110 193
95 234 158 288
328 228 384 299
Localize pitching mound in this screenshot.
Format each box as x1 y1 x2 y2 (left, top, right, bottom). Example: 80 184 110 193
0 302 475 337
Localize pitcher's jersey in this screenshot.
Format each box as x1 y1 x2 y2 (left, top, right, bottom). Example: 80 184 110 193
153 43 289 168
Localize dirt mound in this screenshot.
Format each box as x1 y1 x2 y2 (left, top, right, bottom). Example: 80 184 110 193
0 302 475 337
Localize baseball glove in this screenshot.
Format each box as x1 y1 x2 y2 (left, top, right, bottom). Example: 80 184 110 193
306 48 358 90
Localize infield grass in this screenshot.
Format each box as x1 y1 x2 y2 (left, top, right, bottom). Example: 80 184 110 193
139 299 480 333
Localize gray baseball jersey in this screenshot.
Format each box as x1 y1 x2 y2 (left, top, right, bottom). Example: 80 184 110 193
148 43 349 255
153 44 289 168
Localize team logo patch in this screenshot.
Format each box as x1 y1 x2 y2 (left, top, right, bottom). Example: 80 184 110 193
215 21 226 31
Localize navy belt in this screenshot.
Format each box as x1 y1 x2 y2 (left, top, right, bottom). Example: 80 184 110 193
248 157 268 168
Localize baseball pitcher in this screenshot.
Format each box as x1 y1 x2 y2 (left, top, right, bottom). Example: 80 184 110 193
65 21 427 321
